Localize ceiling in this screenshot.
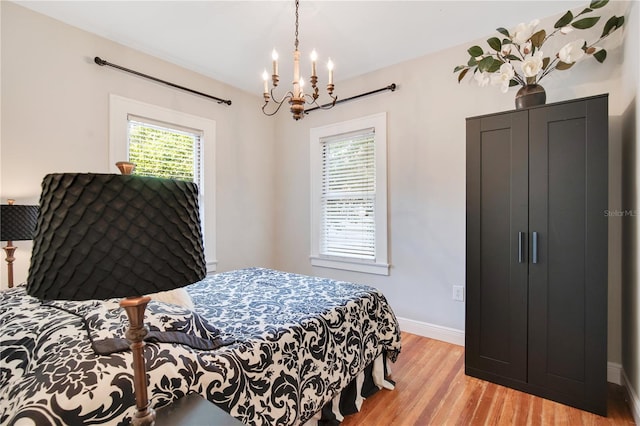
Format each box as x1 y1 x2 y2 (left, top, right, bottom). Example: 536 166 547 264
14 1 585 94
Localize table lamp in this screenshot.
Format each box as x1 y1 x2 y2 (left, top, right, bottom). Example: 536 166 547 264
26 172 206 425
1 199 39 288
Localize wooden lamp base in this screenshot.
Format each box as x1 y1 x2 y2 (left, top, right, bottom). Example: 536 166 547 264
3 242 16 288
120 296 156 426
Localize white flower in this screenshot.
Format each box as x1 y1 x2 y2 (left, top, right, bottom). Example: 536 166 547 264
558 39 585 63
512 19 540 44
474 71 491 87
520 41 532 55
501 44 512 56
560 26 574 35
521 51 544 78
491 63 515 93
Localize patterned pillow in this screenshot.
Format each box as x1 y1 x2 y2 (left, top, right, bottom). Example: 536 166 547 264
43 298 232 354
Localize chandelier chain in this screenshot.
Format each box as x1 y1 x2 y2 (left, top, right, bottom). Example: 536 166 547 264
294 0 299 50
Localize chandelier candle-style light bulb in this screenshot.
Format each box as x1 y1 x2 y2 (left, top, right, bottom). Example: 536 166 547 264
310 49 318 76
262 70 269 95
261 0 338 120
272 49 279 76
327 59 334 85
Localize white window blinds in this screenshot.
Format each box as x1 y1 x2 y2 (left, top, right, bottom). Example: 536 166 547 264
127 115 202 188
320 128 376 260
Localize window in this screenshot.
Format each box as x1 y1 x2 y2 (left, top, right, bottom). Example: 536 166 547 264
127 117 201 186
320 130 375 259
109 95 217 272
310 113 388 275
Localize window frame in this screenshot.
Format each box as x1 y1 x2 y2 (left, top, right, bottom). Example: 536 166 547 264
310 112 389 276
109 94 217 273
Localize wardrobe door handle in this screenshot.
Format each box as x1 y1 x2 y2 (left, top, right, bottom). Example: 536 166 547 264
532 231 538 264
518 232 524 263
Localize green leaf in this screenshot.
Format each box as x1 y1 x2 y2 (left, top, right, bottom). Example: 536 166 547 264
554 10 573 29
578 8 593 16
487 58 502 73
602 15 625 37
468 57 478 67
496 27 510 37
555 61 575 70
477 56 495 72
454 65 466 73
601 16 616 36
530 30 546 48
509 79 519 87
458 68 470 83
505 55 521 61
617 16 626 29
594 49 607 63
487 37 502 51
572 17 601 29
502 39 512 45
542 57 550 70
589 0 608 9
468 45 484 57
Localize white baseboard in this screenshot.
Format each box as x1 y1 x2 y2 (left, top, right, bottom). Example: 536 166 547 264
608 362 623 386
397 317 464 347
622 370 640 425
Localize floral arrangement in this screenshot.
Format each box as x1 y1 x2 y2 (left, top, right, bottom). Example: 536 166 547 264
453 0 625 93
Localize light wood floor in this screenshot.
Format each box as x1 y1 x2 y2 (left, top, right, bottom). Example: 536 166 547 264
341 332 636 425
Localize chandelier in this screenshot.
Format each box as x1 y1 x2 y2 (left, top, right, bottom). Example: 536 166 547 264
261 0 337 120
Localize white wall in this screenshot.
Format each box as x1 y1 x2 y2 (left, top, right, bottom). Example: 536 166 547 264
0 2 277 287
273 2 629 366
620 1 640 422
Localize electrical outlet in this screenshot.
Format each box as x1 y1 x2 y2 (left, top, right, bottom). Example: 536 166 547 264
453 285 465 302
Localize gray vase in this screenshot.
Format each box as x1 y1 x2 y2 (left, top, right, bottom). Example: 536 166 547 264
515 84 546 109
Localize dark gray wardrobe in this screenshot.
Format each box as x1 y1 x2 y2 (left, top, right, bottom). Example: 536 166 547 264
465 94 608 415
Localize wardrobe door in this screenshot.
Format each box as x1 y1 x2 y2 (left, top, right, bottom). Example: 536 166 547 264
528 96 608 415
465 111 529 382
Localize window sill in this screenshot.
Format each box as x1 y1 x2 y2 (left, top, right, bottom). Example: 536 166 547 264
310 256 389 276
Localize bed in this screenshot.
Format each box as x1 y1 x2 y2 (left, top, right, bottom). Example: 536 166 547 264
0 267 401 425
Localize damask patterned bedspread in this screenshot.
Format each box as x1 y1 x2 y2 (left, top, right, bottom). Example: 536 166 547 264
0 268 401 425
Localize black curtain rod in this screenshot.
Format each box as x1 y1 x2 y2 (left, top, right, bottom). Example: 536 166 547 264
305 83 397 114
94 56 232 105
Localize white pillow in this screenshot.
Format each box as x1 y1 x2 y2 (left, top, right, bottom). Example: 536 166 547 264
147 287 194 310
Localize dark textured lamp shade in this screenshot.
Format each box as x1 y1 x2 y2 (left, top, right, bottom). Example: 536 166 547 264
1 204 39 241
26 173 206 301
